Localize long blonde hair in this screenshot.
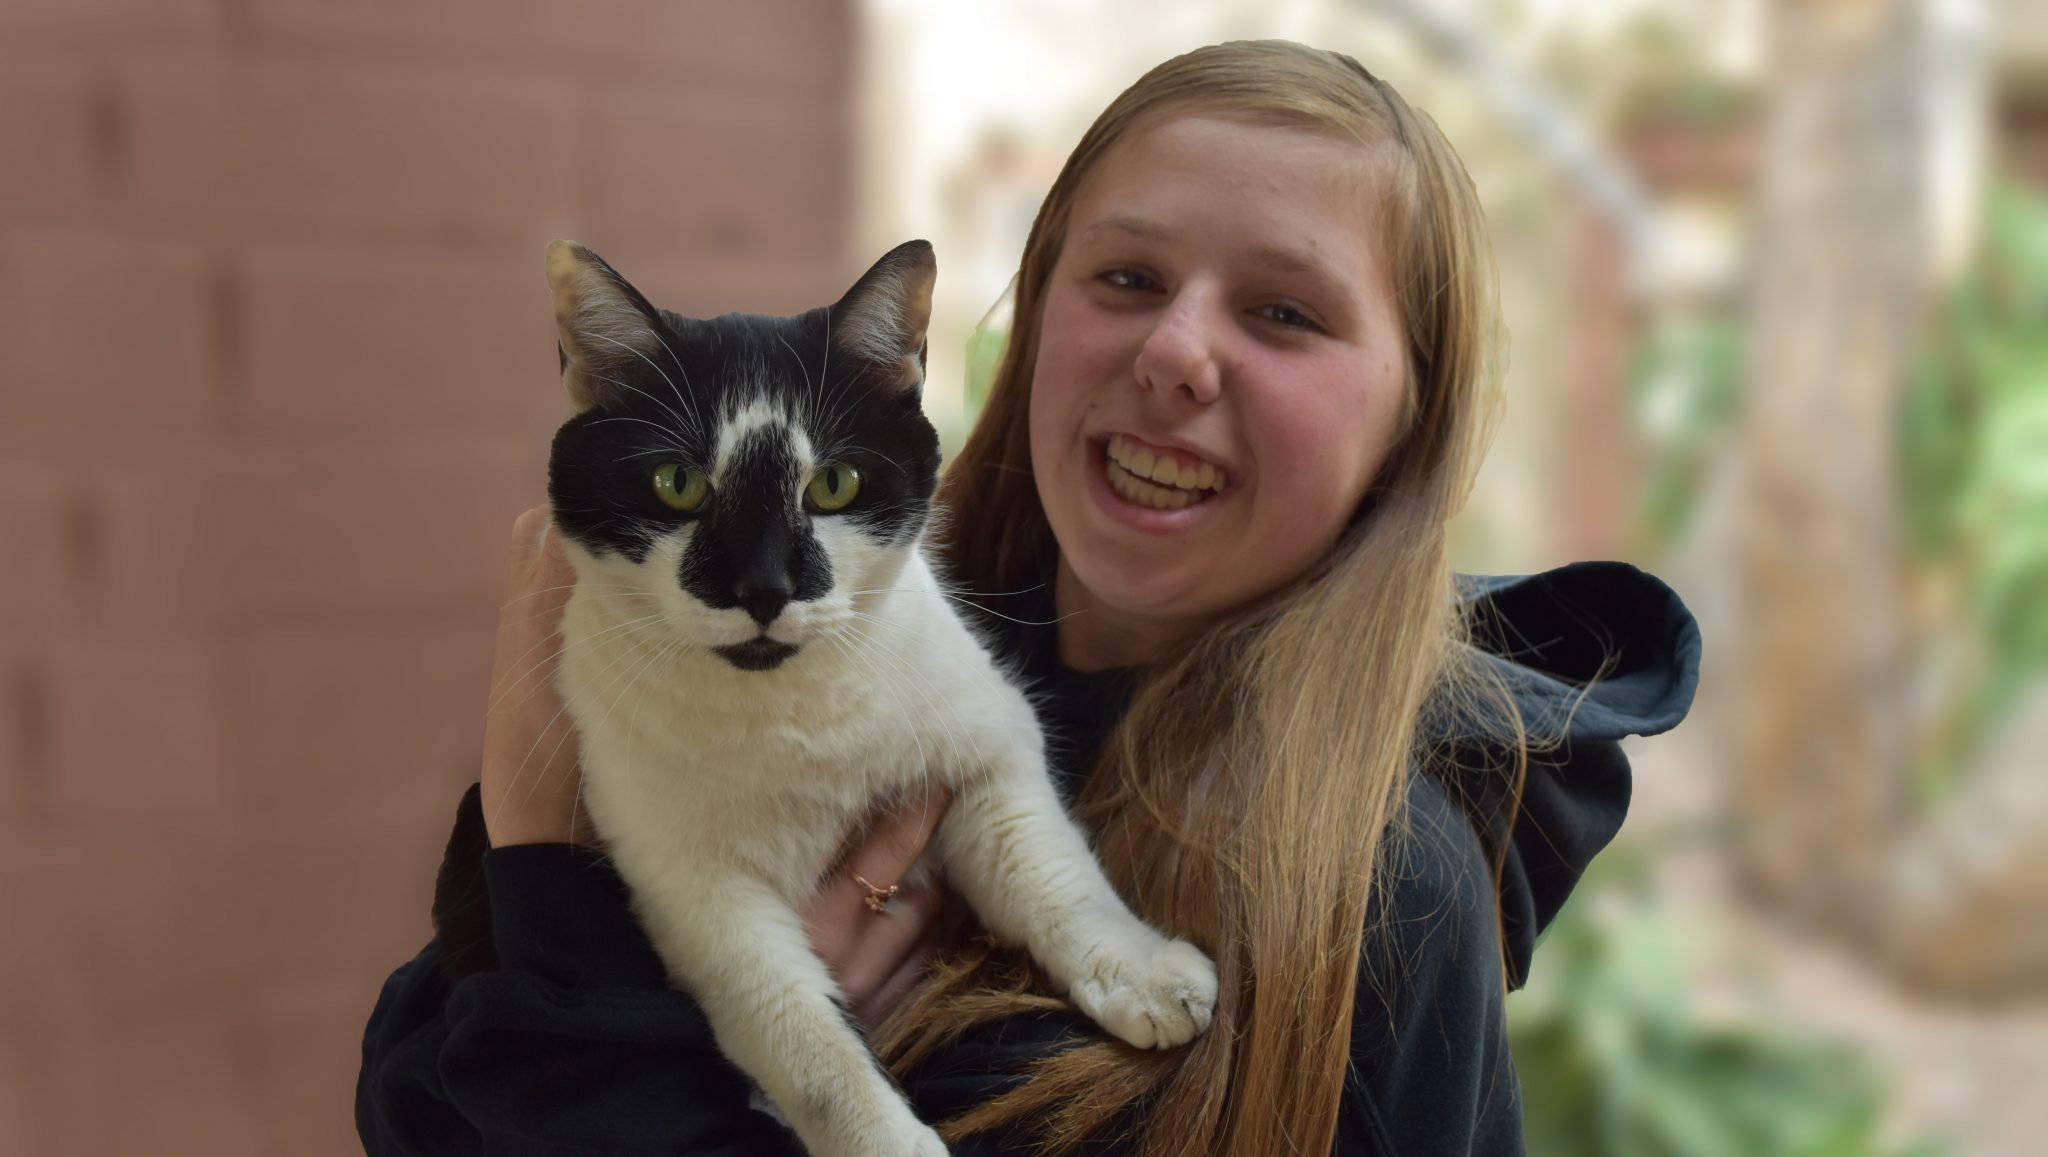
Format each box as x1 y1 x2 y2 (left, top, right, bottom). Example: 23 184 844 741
881 41 1522 1156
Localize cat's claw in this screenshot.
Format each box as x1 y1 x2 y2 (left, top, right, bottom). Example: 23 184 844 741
1070 936 1219 1050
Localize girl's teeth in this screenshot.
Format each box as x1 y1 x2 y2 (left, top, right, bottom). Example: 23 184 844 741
1106 434 1228 494
1105 458 1213 512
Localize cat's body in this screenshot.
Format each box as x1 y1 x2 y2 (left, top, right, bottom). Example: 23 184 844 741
565 544 1030 922
540 239 1217 1157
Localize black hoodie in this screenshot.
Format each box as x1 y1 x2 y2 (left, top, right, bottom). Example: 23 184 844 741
356 560 1701 1155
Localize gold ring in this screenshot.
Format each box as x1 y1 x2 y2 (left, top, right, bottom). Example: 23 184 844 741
853 873 899 913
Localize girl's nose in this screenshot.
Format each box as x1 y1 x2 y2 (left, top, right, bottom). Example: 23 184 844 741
1132 287 1223 404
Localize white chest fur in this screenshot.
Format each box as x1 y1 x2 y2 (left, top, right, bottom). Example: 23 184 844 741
553 545 1215 1157
560 550 1029 904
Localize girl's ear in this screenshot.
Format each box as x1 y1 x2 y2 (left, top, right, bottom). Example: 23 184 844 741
831 239 936 395
544 240 666 413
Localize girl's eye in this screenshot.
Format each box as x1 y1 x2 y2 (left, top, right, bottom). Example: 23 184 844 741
1258 303 1319 331
805 463 862 512
1099 268 1156 292
652 463 711 512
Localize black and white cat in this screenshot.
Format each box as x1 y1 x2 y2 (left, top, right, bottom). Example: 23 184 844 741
542 239 1218 1157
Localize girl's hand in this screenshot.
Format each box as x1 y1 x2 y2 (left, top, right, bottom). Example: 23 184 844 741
806 787 955 1033
481 504 594 847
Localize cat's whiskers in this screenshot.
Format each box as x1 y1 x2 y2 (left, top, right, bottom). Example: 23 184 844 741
493 624 667 839
637 323 704 430
494 587 657 635
839 611 994 768
818 307 832 430
841 583 1046 600
491 593 659 651
776 333 815 403
816 319 874 430
816 366 863 437
812 433 907 478
577 366 702 451
516 626 678 830
839 613 1032 736
581 327 702 433
836 619 982 780
824 624 951 775
584 416 699 459
487 608 671 718
843 631 972 810
819 635 885 809
499 580 643 606
612 446 697 462
533 619 688 826
841 587 1080 629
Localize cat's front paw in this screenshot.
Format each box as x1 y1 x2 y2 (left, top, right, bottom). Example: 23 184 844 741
809 1103 949 1157
1069 935 1218 1050
851 1118 949 1157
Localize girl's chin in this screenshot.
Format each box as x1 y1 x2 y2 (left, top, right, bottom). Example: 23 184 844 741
1063 549 1222 625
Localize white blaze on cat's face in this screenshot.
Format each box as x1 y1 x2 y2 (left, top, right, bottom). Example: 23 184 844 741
564 396 921 665
543 239 943 672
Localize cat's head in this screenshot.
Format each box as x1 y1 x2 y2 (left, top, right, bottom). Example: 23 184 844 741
543 240 943 672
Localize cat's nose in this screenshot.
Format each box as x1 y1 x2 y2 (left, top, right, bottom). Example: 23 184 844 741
734 577 792 626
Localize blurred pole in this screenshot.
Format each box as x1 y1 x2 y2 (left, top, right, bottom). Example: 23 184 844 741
1731 0 1985 948
1367 0 1664 288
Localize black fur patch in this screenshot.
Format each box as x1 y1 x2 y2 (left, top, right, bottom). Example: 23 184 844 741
546 253 943 639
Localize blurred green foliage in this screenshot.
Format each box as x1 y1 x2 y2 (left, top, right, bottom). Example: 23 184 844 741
1626 180 2048 806
1899 181 2048 805
1508 838 1944 1157
963 282 1014 427
1625 314 1744 556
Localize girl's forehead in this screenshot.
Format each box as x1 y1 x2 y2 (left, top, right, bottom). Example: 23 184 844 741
1075 112 1384 221
1064 113 1391 286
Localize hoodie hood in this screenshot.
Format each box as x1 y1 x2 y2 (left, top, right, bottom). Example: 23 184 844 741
1432 560 1703 988
1002 558 1704 992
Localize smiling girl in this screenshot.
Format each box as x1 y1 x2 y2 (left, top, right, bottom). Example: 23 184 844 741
359 40 1700 1156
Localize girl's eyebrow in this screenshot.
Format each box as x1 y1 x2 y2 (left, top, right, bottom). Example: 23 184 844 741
1079 214 1175 244
1080 215 1351 288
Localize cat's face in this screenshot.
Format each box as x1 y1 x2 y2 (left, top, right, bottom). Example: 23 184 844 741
543 240 942 671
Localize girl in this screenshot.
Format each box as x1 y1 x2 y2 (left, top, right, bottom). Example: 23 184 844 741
359 40 1699 1155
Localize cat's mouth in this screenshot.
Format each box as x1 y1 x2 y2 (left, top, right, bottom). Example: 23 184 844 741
714 637 801 671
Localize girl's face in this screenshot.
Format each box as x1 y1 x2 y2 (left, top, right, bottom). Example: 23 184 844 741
1029 112 1409 660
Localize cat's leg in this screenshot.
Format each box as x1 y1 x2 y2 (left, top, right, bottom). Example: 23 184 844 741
636 872 947 1157
935 759 1218 1050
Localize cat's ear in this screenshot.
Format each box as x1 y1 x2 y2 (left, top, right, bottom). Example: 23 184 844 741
545 240 665 413
831 239 935 394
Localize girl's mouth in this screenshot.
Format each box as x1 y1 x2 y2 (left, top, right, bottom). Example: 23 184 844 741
1101 433 1228 511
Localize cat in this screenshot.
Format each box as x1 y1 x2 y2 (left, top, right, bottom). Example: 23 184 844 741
541 238 1219 1157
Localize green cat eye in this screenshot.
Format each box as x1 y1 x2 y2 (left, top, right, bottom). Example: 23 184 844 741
805 464 861 512
652 463 711 512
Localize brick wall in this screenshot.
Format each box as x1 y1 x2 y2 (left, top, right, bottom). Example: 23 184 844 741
0 3 858 1152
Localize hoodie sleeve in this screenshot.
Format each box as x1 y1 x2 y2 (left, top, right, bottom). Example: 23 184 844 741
1434 560 1704 989
356 784 808 1156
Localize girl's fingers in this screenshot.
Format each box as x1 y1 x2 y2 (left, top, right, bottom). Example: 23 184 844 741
830 878 947 1018
842 786 952 884
854 903 947 1033
482 504 591 847
805 787 955 1010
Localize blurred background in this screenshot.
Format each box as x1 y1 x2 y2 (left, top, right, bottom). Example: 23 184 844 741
0 0 2042 1153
